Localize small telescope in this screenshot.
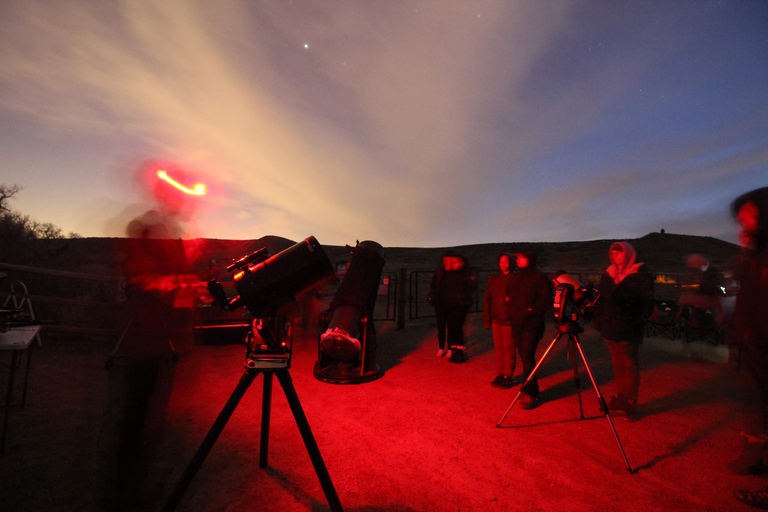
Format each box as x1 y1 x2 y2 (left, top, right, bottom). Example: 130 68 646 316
207 236 334 368
551 271 600 325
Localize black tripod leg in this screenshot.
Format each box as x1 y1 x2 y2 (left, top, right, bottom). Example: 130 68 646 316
160 368 260 512
569 339 584 419
497 332 564 427
571 336 633 473
276 370 344 512
259 371 273 468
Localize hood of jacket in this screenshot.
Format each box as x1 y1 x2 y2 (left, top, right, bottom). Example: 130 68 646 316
606 241 644 284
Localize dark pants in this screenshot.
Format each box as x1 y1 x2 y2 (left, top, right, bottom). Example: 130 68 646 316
435 307 447 349
512 319 545 396
446 305 470 349
492 322 515 377
605 339 640 402
104 359 171 512
738 345 768 444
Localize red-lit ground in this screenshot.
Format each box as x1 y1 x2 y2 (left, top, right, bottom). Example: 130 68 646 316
0 314 762 512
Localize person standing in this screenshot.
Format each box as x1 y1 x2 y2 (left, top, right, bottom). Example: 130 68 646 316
593 241 654 422
429 253 454 358
429 251 476 363
506 247 552 408
484 253 516 388
729 187 768 509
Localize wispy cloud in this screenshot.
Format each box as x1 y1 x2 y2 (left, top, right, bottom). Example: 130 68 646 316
0 1 765 246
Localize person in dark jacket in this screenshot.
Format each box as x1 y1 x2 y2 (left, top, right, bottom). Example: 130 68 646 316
429 251 476 363
730 187 768 509
505 247 552 408
484 253 516 388
429 253 453 358
594 241 654 422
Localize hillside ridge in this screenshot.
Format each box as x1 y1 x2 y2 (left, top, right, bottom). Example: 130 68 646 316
5 232 741 276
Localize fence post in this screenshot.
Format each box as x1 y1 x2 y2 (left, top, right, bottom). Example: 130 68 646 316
397 268 407 330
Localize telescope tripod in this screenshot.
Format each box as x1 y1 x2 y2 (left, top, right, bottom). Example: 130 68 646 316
496 320 633 473
161 331 343 512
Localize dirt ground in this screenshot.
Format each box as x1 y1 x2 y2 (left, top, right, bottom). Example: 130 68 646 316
0 312 764 512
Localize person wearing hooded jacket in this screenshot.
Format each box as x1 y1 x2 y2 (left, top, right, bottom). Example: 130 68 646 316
484 253 516 388
729 187 768 509
593 241 654 422
505 247 552 408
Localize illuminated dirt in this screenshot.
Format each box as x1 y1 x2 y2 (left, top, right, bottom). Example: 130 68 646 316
0 314 759 511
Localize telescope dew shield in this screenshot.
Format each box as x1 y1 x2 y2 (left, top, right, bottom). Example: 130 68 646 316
232 236 334 318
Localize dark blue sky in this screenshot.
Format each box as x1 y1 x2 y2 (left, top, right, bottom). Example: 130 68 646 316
1 1 766 246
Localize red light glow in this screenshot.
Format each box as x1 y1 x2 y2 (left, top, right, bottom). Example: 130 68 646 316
156 170 207 196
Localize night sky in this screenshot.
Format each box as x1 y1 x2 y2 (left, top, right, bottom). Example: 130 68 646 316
1 1 766 247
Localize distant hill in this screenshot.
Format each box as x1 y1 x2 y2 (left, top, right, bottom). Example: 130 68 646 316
5 232 741 277
368 232 741 274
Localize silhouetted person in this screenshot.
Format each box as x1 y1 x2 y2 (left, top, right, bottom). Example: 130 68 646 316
730 187 768 509
593 242 654 422
678 253 724 332
429 253 453 358
505 247 551 408
103 216 202 512
484 253 516 388
429 251 476 363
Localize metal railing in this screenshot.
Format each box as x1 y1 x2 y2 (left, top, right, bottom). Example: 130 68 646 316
408 268 710 320
0 262 123 335
1 260 724 333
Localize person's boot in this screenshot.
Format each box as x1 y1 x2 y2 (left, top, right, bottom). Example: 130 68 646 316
623 399 640 422
519 393 539 410
607 394 627 415
735 487 768 509
450 346 467 363
491 375 506 388
499 375 516 389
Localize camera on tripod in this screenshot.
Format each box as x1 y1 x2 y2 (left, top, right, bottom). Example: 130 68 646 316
551 271 600 326
206 236 334 368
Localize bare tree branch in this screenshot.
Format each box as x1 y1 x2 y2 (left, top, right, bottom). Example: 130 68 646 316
0 183 23 212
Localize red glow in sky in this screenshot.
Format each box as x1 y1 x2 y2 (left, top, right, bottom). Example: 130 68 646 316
156 170 206 196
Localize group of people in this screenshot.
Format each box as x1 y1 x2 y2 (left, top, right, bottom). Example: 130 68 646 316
481 247 551 409
428 185 768 509
430 241 653 416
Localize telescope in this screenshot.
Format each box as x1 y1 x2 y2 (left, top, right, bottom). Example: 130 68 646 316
551 271 600 325
315 240 386 384
207 236 334 367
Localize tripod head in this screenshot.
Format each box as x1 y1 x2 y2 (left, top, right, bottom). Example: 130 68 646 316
557 318 585 335
243 312 294 370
